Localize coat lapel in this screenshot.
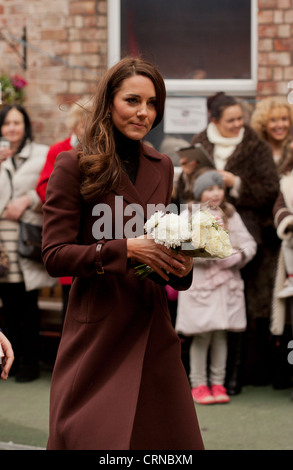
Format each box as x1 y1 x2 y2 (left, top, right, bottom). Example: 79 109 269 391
114 144 162 220
135 146 161 209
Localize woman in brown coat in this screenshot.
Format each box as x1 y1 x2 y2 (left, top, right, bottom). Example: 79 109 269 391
42 57 204 450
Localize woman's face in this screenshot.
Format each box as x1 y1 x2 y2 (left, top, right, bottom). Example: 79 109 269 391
265 106 291 143
110 74 157 140
213 104 244 138
1 108 25 149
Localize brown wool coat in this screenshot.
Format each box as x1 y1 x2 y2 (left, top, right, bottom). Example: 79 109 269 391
192 125 280 319
42 144 204 450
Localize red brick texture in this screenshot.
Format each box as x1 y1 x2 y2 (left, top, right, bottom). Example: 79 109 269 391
0 1 292 144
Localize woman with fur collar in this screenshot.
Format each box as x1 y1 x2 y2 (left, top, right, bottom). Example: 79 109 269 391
271 164 293 396
272 160 293 330
273 168 293 299
186 93 280 393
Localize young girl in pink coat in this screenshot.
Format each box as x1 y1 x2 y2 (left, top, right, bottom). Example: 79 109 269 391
175 170 257 405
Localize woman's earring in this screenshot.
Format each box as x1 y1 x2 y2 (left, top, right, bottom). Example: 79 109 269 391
107 112 111 119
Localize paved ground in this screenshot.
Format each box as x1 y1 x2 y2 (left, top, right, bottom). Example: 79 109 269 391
197 384 293 450
0 367 51 450
0 363 292 451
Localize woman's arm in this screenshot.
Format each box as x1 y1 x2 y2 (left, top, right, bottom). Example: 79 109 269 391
42 150 129 278
42 149 193 282
273 190 293 240
4 194 32 220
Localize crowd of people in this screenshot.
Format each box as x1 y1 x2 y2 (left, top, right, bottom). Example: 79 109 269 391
0 104 56 382
172 92 293 401
0 57 292 450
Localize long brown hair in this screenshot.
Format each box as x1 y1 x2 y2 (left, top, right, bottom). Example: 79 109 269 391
78 57 166 201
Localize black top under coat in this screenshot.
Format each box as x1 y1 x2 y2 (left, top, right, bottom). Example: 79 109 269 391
114 128 140 185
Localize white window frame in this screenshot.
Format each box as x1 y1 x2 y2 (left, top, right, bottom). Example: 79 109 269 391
107 0 258 97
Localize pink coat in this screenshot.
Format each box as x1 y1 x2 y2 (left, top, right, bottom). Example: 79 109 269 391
176 209 257 335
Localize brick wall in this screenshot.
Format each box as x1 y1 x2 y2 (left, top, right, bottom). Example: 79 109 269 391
0 1 293 145
0 0 107 145
258 0 293 98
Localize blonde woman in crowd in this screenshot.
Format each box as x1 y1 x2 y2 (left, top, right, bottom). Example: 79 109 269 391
251 97 293 390
250 96 293 175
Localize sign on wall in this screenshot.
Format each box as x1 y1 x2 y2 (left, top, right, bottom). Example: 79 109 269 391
164 97 208 134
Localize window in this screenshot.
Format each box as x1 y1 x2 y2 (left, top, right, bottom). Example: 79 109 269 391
108 0 257 96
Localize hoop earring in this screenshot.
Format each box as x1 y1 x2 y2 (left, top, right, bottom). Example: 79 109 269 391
106 112 111 119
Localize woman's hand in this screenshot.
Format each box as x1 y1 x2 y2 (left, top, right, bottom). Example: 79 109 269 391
0 147 13 163
0 332 14 380
4 195 31 221
218 169 236 188
127 236 193 281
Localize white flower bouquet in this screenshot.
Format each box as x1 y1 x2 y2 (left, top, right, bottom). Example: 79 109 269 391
135 207 233 279
183 209 233 258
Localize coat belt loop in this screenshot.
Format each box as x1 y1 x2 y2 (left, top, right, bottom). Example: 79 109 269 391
95 243 104 274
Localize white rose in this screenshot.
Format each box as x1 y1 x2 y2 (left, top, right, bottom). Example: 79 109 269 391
222 244 233 257
192 210 215 229
218 229 233 256
205 237 224 257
